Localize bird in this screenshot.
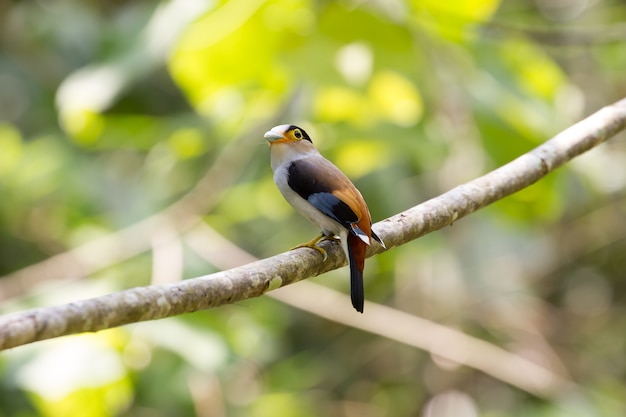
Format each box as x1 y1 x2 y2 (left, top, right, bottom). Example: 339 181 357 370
264 124 385 313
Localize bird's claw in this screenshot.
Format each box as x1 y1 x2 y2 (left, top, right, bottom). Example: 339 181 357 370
291 233 330 261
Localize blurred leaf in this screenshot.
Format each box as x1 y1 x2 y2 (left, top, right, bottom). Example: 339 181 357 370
368 70 424 127
10 136 68 201
167 127 207 159
62 109 106 146
170 0 301 123
314 86 368 124
410 0 501 42
0 123 23 177
15 334 133 417
248 392 317 417
334 140 392 179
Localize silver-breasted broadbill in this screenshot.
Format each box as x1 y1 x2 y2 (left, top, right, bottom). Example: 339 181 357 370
264 124 385 313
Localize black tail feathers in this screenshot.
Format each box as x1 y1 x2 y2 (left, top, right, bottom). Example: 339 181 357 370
347 239 364 313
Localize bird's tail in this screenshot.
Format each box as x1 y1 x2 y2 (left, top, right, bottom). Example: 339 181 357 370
347 234 366 313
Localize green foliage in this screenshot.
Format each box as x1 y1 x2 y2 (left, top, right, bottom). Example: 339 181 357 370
2 0 626 416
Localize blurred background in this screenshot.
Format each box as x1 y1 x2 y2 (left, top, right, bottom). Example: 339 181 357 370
1 0 626 416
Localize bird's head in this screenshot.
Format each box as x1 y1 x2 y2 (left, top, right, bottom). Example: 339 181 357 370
264 124 313 145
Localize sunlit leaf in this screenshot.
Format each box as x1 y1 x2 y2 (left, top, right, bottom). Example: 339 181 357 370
169 0 310 123
335 141 392 178
17 334 133 417
480 37 567 101
410 0 501 42
0 123 23 177
61 109 105 146
368 71 423 127
314 86 368 124
167 127 207 159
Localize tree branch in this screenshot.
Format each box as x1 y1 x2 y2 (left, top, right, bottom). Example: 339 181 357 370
1 97 626 351
185 221 576 399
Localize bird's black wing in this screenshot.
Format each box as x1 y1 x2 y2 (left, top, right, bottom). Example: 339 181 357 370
287 158 359 229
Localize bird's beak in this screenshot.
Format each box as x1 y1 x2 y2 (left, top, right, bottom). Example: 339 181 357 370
264 129 285 142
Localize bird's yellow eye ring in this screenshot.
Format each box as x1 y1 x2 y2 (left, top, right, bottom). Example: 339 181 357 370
293 129 302 140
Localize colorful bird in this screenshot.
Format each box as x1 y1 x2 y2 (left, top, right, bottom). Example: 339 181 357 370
264 124 385 313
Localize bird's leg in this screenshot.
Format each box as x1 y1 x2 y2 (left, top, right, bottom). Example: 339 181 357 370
291 233 335 261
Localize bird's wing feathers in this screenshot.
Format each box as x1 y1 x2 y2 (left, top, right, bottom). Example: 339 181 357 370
371 230 385 248
307 193 358 226
287 157 372 239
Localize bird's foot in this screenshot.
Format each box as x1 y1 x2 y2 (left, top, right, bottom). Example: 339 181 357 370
291 233 334 261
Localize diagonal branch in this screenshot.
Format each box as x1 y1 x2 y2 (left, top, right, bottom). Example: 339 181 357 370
1 97 626 351
184 221 575 399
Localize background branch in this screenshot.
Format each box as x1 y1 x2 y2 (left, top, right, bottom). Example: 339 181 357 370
1 97 625 351
484 22 626 45
0 92 299 302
